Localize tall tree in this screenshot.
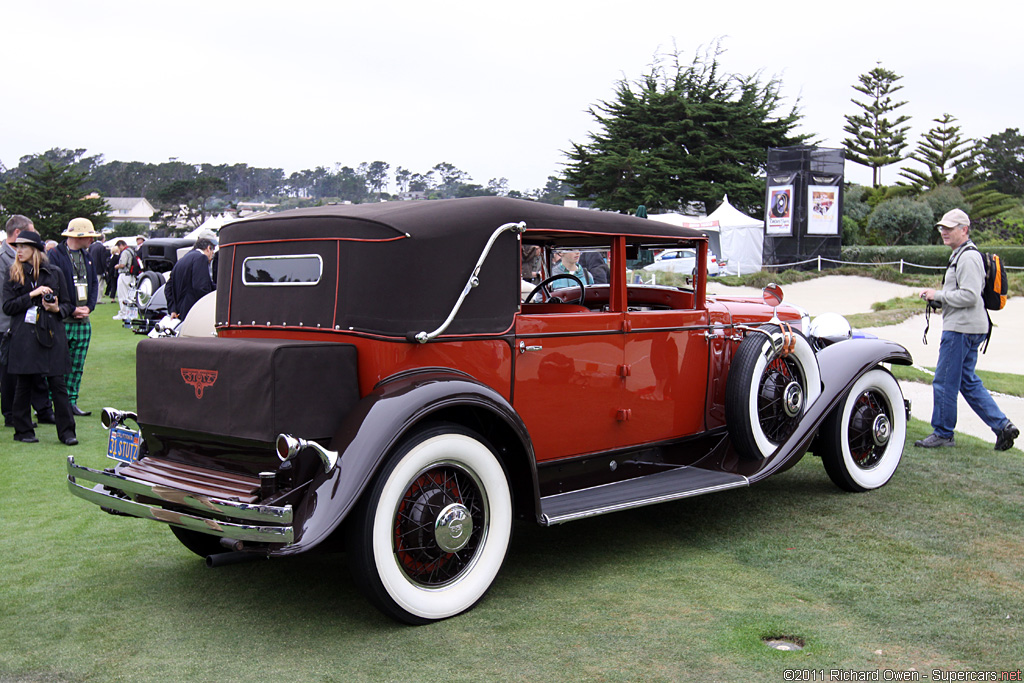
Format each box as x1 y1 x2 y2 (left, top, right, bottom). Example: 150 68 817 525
360 161 390 197
0 161 110 240
154 175 228 229
2 147 103 184
842 64 911 187
900 115 1017 217
899 114 974 189
978 127 1024 197
563 43 806 216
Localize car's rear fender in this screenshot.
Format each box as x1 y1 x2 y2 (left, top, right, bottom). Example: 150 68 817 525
749 338 912 483
277 369 537 555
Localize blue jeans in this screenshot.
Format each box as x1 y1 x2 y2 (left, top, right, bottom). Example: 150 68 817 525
931 331 1008 439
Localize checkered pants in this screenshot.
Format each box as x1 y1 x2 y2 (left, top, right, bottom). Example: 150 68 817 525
64 319 91 405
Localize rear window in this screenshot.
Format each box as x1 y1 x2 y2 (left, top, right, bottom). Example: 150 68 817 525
243 254 323 286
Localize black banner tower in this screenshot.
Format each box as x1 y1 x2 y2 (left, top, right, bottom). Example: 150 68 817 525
762 146 844 270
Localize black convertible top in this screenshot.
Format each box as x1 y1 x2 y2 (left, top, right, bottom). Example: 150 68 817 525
216 197 705 338
219 196 705 245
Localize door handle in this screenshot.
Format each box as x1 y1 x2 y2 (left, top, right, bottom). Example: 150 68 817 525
518 341 543 354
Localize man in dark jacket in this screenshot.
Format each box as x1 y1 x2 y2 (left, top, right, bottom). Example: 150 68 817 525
47 217 101 417
166 237 216 320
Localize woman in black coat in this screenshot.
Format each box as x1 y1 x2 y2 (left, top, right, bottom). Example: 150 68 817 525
2 232 77 444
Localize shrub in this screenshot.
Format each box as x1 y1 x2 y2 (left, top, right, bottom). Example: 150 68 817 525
843 184 872 225
921 185 971 225
867 197 935 245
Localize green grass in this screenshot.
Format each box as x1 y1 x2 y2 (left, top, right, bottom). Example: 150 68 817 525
3 311 1024 681
846 295 926 328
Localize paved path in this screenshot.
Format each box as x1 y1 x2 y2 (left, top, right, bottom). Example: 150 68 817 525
713 276 1024 452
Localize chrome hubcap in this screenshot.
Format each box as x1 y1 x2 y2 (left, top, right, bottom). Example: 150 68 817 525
434 503 473 553
783 381 803 418
872 413 891 447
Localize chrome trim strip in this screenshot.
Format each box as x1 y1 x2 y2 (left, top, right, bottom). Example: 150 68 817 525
540 478 749 526
67 477 294 544
415 221 527 343
66 456 293 525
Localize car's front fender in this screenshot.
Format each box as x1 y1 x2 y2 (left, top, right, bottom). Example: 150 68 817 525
276 369 535 555
749 338 913 483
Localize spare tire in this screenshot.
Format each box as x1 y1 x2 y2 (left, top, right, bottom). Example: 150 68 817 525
135 271 165 308
725 324 821 460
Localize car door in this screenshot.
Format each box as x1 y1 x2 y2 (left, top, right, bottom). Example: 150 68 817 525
621 308 710 444
513 309 627 462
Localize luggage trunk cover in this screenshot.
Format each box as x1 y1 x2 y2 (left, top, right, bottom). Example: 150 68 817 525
137 337 359 443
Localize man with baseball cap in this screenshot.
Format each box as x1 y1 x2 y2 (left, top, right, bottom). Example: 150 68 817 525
47 217 101 416
917 208 1018 451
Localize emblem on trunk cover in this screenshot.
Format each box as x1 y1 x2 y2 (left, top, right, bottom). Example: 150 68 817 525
181 368 218 399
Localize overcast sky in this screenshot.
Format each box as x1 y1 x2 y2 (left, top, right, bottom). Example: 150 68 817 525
2 0 1020 196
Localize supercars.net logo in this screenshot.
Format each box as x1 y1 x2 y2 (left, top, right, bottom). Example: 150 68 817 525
180 368 218 399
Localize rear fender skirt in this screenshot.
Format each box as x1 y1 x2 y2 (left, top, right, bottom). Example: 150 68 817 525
277 370 535 555
748 338 912 483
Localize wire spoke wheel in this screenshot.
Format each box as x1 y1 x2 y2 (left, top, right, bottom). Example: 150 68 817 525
726 324 821 460
393 463 486 588
348 423 512 624
846 390 890 470
820 368 906 492
757 356 804 445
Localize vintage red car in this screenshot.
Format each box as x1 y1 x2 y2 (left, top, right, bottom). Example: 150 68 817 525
67 197 912 623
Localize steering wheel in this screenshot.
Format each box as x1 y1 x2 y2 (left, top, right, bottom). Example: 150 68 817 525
526 273 586 306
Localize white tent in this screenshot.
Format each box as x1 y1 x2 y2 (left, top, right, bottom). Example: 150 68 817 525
707 195 763 276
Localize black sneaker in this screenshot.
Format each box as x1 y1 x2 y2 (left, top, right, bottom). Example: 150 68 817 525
995 422 1019 451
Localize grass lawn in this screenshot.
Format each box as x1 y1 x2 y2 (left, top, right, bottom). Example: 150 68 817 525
2 312 1023 681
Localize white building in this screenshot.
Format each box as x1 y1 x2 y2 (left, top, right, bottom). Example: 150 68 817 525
105 197 157 230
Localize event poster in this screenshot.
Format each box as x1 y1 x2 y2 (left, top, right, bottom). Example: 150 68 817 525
807 185 839 235
765 185 793 235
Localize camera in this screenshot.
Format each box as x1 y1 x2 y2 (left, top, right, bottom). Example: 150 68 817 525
42 292 56 303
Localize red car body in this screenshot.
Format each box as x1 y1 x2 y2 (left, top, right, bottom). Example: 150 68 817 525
67 197 912 623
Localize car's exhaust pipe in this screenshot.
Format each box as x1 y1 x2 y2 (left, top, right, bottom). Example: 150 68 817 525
206 551 264 568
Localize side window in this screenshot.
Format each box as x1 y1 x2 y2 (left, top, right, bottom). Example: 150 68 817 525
242 254 323 286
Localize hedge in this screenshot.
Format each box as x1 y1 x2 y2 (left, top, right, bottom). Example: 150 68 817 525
839 245 1024 272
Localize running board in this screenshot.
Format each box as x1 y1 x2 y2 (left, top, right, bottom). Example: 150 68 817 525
539 467 748 525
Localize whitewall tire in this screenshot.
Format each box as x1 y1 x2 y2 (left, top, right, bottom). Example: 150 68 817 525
819 368 906 492
349 423 513 624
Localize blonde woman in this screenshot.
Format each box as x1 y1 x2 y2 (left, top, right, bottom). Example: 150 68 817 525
1 232 77 444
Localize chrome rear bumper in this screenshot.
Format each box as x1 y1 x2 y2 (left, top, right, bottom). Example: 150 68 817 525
66 456 294 545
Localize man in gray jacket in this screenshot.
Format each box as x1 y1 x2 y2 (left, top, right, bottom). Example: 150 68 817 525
917 208 1018 450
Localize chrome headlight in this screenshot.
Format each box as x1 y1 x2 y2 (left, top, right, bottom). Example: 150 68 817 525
808 312 853 349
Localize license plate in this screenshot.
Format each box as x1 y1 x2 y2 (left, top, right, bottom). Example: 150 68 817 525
107 426 142 464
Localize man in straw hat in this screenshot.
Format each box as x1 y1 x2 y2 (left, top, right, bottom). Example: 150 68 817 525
917 208 1018 451
47 217 102 417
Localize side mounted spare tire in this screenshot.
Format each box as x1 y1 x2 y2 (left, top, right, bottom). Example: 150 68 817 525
135 271 165 308
818 367 906 492
725 324 822 460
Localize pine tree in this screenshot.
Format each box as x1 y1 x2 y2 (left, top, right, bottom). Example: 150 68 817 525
900 114 1017 218
0 161 110 241
978 128 1024 197
842 64 912 187
563 44 806 217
